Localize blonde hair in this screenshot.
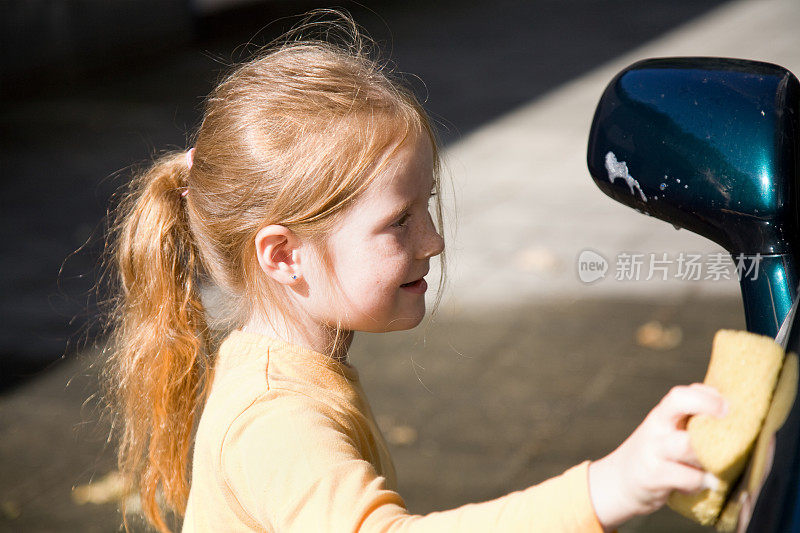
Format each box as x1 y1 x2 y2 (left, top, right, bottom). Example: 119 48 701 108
102 11 447 532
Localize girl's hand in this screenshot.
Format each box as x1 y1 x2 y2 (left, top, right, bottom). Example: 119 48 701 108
587 383 729 531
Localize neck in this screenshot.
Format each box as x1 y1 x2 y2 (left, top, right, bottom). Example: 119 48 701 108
243 313 354 364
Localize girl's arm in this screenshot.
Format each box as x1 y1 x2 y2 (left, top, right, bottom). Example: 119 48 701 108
219 391 606 532
216 383 724 532
587 383 728 532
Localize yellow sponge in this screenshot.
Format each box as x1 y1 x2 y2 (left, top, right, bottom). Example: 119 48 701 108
667 329 785 526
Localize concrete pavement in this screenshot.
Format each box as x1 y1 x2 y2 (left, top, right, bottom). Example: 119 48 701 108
2 297 744 532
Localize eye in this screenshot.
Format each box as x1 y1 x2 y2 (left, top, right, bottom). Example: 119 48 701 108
392 213 410 228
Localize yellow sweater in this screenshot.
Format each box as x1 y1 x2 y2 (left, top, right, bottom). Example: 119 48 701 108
182 330 605 532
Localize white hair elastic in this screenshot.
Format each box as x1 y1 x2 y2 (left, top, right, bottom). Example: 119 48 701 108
181 148 195 197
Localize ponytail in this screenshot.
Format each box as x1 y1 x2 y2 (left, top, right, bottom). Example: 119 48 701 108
104 151 210 532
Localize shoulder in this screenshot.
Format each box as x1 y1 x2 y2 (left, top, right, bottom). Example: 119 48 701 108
197 370 358 463
217 390 381 527
224 388 351 443
221 389 358 472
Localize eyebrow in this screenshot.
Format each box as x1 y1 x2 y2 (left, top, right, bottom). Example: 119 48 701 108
383 180 436 223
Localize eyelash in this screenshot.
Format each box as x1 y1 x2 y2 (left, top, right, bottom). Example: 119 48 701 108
393 214 410 228
392 191 437 229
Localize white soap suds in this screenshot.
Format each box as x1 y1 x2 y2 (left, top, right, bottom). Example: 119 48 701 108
605 152 647 202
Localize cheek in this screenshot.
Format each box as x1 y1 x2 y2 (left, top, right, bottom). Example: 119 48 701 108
339 239 408 293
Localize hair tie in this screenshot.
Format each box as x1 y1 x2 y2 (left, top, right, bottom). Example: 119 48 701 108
181 148 195 198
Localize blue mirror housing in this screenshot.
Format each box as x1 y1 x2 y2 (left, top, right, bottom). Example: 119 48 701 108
587 57 800 337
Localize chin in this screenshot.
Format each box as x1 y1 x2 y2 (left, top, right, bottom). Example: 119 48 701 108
387 310 426 331
358 312 426 333
347 299 427 332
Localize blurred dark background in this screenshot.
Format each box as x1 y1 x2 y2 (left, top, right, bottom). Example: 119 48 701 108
0 0 730 393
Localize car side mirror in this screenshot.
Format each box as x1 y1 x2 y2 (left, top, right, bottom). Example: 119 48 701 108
587 57 800 337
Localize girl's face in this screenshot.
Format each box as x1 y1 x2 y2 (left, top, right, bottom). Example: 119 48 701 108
312 132 444 332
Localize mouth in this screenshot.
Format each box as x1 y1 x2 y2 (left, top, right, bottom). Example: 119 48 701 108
400 277 428 293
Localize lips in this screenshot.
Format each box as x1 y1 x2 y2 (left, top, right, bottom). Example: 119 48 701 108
400 277 428 294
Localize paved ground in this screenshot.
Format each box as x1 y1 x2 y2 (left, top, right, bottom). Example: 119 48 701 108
1 297 743 532
2 0 799 531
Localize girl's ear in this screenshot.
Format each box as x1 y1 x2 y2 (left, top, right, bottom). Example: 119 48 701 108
254 225 302 284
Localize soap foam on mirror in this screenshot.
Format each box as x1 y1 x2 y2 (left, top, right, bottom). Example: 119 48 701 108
604 151 647 202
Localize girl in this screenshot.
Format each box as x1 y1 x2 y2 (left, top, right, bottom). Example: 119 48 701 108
104 12 727 533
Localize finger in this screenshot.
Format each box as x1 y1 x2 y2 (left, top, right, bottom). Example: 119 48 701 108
689 383 729 411
701 472 723 492
657 385 728 426
663 462 717 495
660 430 702 468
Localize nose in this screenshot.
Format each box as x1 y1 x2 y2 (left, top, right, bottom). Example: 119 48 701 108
417 212 445 259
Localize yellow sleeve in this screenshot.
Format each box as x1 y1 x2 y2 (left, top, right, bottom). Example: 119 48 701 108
221 391 606 532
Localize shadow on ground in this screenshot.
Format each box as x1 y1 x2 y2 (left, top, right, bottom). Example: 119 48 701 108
1 295 743 532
